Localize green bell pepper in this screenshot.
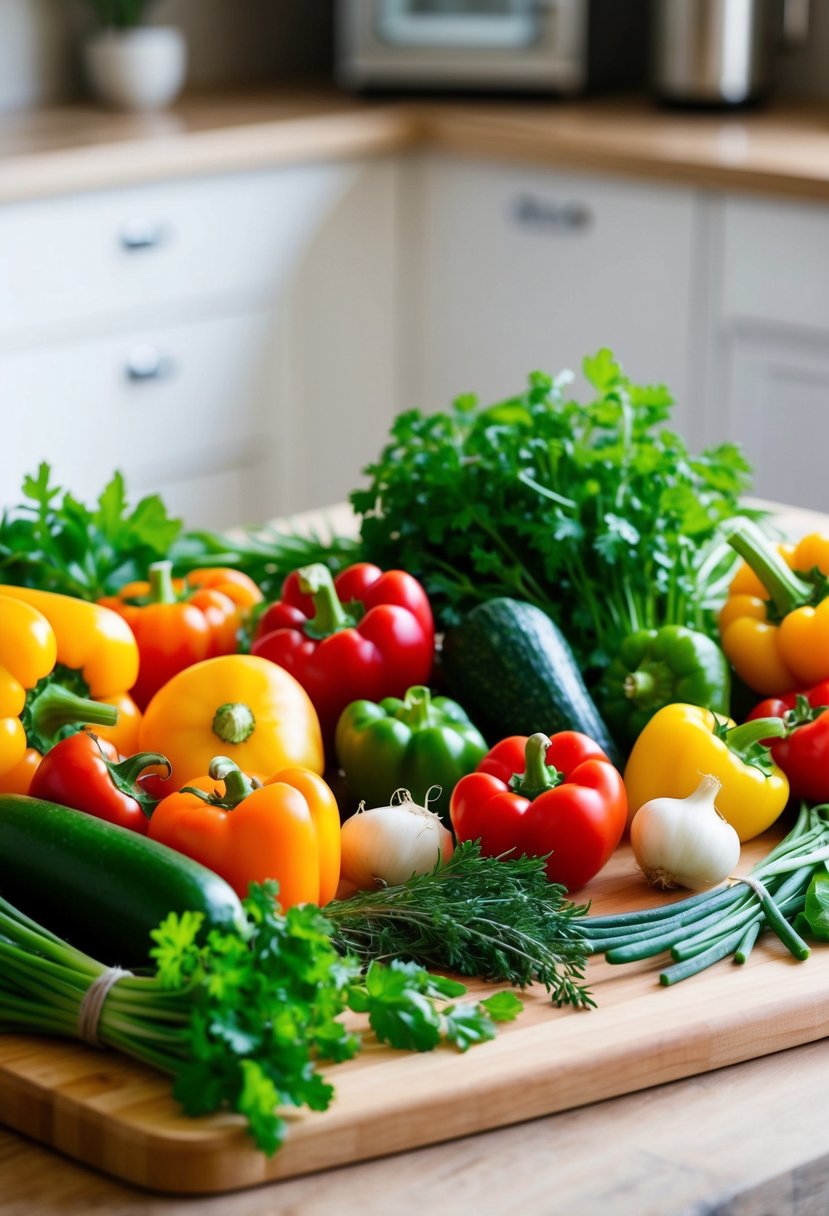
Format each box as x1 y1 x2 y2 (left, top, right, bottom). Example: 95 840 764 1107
334 685 488 823
602 624 731 748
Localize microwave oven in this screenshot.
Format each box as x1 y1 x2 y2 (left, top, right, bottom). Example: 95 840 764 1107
336 0 649 95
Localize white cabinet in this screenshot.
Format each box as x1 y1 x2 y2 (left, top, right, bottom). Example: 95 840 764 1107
708 194 829 512
406 155 700 437
0 160 399 527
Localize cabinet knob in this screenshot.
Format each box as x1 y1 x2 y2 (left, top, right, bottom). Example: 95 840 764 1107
125 345 176 383
511 195 592 233
119 219 168 252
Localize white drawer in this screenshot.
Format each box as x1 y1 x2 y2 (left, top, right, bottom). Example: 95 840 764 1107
721 196 829 333
0 309 277 509
0 163 356 340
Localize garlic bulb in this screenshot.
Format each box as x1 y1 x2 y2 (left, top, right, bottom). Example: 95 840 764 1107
630 774 741 891
339 789 454 894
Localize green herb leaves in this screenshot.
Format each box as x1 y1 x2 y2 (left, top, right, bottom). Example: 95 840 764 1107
352 350 756 674
326 841 593 1009
148 881 522 1155
0 463 181 599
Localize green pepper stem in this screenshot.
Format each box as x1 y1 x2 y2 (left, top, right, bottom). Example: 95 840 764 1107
102 748 171 818
148 560 178 605
108 750 171 788
403 686 432 729
181 757 257 809
510 732 563 800
726 523 814 616
297 563 353 640
212 703 256 745
724 716 787 762
28 682 119 744
624 671 654 700
209 757 257 805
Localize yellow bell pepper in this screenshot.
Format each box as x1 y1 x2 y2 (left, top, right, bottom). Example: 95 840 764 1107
0 586 140 791
719 524 829 694
624 703 789 843
138 654 324 784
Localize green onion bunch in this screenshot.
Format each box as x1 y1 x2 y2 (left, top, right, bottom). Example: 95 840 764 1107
583 804 829 983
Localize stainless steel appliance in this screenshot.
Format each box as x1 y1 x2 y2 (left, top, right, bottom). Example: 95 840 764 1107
652 0 810 106
337 0 649 95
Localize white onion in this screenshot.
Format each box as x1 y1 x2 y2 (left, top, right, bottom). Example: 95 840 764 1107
630 773 741 892
339 789 454 894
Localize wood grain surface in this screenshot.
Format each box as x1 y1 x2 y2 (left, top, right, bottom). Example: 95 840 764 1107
2 88 829 205
2 827 827 1196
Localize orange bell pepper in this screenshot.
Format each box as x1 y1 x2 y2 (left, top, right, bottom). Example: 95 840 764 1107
99 561 262 709
720 524 829 694
147 757 341 906
0 586 139 792
138 653 324 784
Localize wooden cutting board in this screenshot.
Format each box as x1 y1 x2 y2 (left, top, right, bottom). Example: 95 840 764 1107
2 830 828 1196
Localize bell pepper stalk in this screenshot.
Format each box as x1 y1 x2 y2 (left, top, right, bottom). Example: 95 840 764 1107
251 561 434 750
747 680 829 802
148 755 341 907
601 624 731 748
449 731 628 892
334 684 488 823
29 733 171 835
138 654 324 784
0 587 139 793
623 703 789 842
720 522 829 694
99 560 263 710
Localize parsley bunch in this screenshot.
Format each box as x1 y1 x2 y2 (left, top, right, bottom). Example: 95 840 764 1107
0 463 181 600
351 350 756 673
0 882 520 1156
0 462 359 603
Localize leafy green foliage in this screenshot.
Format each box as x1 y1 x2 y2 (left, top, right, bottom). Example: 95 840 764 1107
0 463 181 599
84 0 156 29
148 881 520 1154
325 841 593 1009
351 351 758 673
0 463 360 604
794 871 829 941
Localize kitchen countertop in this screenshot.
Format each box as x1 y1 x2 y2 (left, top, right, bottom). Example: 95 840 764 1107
1 85 829 204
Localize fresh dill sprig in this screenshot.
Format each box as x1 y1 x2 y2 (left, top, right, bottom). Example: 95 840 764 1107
325 841 594 1009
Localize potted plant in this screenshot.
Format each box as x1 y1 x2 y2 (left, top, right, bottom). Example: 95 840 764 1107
82 1 188 112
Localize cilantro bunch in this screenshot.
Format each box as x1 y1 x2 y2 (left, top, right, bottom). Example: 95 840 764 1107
0 882 521 1156
352 350 756 673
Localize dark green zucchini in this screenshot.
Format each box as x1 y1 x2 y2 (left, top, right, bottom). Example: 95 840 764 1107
0 794 246 966
440 597 622 767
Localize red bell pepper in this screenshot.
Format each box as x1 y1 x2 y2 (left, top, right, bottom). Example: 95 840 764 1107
251 562 434 745
450 731 627 891
28 732 171 835
747 680 829 802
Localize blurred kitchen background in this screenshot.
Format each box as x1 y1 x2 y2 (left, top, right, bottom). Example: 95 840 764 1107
1 0 827 526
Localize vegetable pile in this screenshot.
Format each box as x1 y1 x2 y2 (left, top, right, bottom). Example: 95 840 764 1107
3 346 829 1161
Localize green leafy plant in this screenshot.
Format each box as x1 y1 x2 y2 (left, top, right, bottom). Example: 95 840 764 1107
350 350 758 674
84 0 157 29
326 841 594 1009
0 463 181 599
0 881 522 1156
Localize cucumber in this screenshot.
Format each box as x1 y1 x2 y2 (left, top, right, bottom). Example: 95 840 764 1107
440 597 622 767
0 795 247 966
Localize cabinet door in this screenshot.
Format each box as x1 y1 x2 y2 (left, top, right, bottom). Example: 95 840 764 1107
0 164 358 342
278 159 400 513
0 308 278 527
723 331 829 513
409 156 699 435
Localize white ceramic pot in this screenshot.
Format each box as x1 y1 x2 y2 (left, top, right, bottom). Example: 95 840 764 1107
83 27 187 112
